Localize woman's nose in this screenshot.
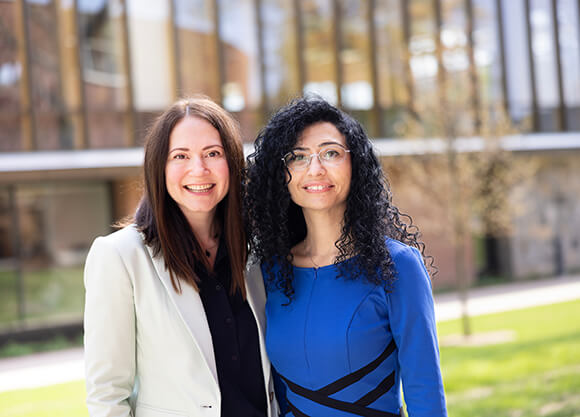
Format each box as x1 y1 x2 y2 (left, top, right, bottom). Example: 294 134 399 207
306 153 325 175
189 155 209 175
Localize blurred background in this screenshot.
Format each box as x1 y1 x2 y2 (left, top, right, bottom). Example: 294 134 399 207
0 0 579 344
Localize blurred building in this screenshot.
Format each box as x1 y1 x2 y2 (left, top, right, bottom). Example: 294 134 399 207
0 0 579 335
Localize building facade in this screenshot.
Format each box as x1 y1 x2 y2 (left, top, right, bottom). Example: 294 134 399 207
1 0 579 334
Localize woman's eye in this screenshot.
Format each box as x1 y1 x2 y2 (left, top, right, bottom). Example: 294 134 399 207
205 150 222 158
293 153 308 161
173 153 187 160
322 149 340 159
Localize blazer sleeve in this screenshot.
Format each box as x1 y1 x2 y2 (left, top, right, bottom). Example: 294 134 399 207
84 235 136 417
386 245 447 417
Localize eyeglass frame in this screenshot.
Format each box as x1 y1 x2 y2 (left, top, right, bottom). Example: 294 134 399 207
281 144 351 171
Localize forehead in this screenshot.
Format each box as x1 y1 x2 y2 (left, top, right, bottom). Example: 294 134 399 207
169 116 223 147
296 122 346 147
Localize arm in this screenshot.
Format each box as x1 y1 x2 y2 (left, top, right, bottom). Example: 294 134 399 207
84 236 136 417
387 245 447 417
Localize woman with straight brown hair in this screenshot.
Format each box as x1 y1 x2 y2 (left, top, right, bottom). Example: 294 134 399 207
84 96 278 417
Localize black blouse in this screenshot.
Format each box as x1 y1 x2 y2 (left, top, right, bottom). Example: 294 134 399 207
196 240 267 417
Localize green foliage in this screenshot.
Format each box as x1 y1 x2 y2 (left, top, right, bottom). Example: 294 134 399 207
438 300 580 417
0 334 83 359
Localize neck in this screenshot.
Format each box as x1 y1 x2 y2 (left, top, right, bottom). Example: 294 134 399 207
185 210 219 247
301 206 345 257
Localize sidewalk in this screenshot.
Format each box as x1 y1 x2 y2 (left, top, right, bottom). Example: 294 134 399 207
0 274 579 393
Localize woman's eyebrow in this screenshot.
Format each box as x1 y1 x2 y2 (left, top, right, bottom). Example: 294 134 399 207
168 147 189 153
201 144 224 151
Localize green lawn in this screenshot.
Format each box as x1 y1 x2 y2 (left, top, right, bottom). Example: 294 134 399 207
438 300 580 417
0 300 578 417
0 381 88 417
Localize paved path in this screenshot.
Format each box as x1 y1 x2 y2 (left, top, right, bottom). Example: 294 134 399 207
0 275 579 394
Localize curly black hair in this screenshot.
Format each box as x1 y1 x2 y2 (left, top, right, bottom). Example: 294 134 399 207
245 96 429 302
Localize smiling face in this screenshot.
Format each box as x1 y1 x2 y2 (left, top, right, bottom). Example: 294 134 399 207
286 122 352 216
165 116 230 225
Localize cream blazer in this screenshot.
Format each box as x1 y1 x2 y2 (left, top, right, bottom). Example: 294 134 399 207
83 225 278 417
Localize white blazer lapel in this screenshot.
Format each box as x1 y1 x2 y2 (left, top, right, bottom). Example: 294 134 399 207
146 245 218 385
245 263 272 394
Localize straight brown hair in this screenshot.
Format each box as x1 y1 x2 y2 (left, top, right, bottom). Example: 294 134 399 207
135 96 247 297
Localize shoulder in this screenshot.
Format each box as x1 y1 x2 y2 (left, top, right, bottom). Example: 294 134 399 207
88 224 147 260
386 238 423 267
385 238 431 290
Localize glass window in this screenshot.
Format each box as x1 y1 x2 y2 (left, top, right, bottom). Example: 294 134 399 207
0 1 22 151
78 0 130 148
408 0 438 133
0 182 111 331
440 0 474 136
339 0 372 111
260 0 300 110
556 0 580 130
302 0 338 104
126 0 173 112
0 188 18 327
218 0 263 139
374 0 408 137
27 0 64 150
501 0 533 130
473 0 504 115
530 0 560 131
175 0 220 100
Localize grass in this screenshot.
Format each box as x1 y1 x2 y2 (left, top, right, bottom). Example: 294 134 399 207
437 300 580 417
0 300 578 417
0 382 88 417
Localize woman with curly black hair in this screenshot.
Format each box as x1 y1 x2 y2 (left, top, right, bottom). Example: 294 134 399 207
245 96 447 417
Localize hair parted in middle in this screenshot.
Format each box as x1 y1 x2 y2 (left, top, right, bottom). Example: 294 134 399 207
135 95 247 297
245 96 429 302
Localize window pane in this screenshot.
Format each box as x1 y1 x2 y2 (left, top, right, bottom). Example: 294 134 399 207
15 182 111 328
441 0 474 136
261 0 300 109
175 0 220 100
375 0 408 137
556 0 580 130
530 0 560 131
339 0 372 111
0 1 22 151
127 0 173 120
409 0 438 131
219 0 263 138
27 0 63 150
473 0 504 113
0 188 18 329
78 0 129 148
502 0 533 130
302 0 338 104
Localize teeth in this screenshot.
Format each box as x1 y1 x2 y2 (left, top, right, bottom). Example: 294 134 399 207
305 185 327 191
185 184 213 191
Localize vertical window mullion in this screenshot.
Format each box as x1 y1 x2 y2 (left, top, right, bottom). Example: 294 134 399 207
15 0 36 151
333 0 343 107
368 0 382 137
465 0 481 133
118 0 136 147
524 0 540 131
495 0 510 118
550 0 567 130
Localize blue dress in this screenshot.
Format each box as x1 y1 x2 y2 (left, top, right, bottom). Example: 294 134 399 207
262 239 447 417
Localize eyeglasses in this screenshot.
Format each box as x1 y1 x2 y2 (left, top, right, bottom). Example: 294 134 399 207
282 145 351 171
